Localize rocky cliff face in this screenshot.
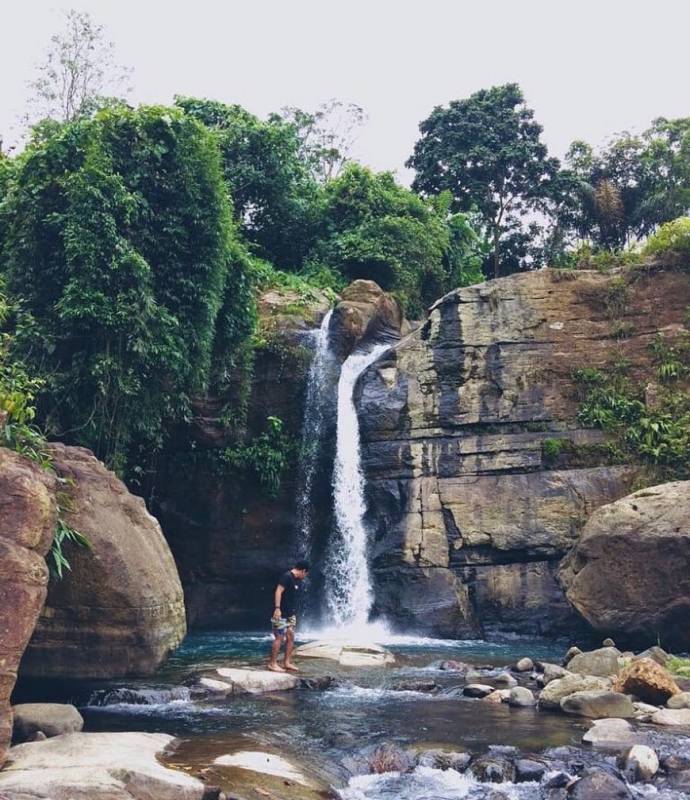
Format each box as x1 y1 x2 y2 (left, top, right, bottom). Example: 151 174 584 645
356 267 690 638
21 445 186 680
0 449 56 765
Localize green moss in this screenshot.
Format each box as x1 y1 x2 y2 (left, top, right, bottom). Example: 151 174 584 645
668 656 690 678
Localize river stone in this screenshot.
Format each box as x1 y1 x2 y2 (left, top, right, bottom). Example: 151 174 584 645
515 759 546 782
12 703 83 742
542 663 570 684
0 450 57 767
564 647 582 665
438 660 473 672
632 702 659 721
194 678 233 695
560 481 690 649
215 668 298 693
620 745 659 781
582 719 641 748
482 690 507 704
0 731 205 799
214 751 314 787
22 445 186 680
417 749 471 772
668 691 690 709
651 708 690 726
493 672 517 687
391 680 439 693
508 686 536 707
294 640 395 666
514 657 534 672
612 657 680 705
634 646 669 666
539 674 611 709
567 768 632 798
560 691 634 719
463 684 495 698
567 648 621 678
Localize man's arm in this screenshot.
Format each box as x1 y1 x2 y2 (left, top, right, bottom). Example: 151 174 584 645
273 584 285 619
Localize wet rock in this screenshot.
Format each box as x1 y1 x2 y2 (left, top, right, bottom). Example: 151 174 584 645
567 767 632 798
0 731 205 799
215 667 298 693
564 647 582 665
294 640 395 666
667 691 690 709
632 702 659 721
214 750 316 786
493 672 517 687
581 719 641 748
190 678 233 699
567 648 620 678
472 756 514 783
463 684 495 698
417 749 471 772
299 675 336 691
0 449 57 766
329 279 404 359
508 686 535 707
539 674 611 710
464 668 484 681
482 690 509 704
366 743 414 774
612 657 680 705
620 744 659 782
603 638 616 648
651 708 690 726
661 754 690 772
12 703 83 743
390 680 439 693
22 444 186 680
515 759 546 782
514 657 534 672
438 660 472 673
667 770 690 792
560 691 634 719
545 771 572 789
560 480 690 649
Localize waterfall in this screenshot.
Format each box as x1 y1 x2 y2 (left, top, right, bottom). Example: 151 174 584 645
325 343 389 629
294 310 334 557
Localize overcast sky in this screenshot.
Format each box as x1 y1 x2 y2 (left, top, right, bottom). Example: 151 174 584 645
2 0 689 182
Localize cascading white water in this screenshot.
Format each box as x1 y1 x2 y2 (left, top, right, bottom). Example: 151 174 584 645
294 310 334 555
325 343 389 630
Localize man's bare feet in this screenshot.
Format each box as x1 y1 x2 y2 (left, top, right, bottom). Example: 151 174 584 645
283 662 300 672
268 663 286 673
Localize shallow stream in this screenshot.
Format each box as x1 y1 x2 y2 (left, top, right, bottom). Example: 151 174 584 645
57 630 690 799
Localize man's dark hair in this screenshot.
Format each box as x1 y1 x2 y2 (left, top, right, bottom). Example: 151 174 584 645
294 559 310 571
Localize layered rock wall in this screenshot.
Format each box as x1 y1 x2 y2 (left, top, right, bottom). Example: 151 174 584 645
356 267 690 637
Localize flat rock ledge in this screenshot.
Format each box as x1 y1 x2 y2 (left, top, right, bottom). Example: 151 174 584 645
0 731 204 800
215 667 298 693
214 750 314 787
294 640 395 666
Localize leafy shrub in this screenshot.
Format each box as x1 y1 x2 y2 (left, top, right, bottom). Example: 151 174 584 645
643 217 690 260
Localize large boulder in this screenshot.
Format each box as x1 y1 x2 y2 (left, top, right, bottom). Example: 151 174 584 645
567 647 621 678
0 449 57 766
561 481 690 648
539 674 611 709
12 703 83 742
22 445 186 679
560 691 634 719
613 658 680 705
0 731 204 799
329 279 404 359
215 667 298 693
294 640 395 666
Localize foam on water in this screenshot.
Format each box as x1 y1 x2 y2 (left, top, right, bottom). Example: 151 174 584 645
339 766 539 800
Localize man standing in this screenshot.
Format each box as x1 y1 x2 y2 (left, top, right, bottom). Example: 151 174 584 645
268 559 310 673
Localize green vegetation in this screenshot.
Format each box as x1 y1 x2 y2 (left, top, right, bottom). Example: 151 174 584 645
542 437 567 462
643 217 690 261
575 337 690 481
668 656 690 678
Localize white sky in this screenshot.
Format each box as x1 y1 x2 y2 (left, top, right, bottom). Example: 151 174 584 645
2 0 689 183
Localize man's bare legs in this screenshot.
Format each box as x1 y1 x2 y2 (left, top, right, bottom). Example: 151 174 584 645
283 628 299 672
268 633 286 672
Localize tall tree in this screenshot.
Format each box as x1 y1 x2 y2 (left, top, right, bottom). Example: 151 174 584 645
407 84 560 278
25 9 132 126
279 99 367 182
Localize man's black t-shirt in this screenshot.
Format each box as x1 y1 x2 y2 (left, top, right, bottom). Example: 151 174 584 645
278 569 303 617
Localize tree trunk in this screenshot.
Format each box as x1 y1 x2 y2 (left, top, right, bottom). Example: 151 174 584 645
493 227 501 279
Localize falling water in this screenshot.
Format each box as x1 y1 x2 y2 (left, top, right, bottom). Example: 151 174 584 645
294 310 334 557
325 343 390 629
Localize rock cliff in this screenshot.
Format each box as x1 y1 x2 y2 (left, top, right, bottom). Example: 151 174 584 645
356 267 690 638
0 450 56 766
21 445 186 679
